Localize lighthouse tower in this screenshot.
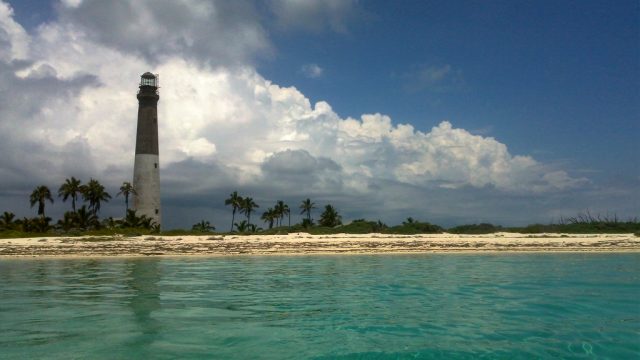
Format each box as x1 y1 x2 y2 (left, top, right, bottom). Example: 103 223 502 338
132 72 161 228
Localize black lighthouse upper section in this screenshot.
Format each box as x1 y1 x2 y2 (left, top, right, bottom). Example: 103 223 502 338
135 72 160 155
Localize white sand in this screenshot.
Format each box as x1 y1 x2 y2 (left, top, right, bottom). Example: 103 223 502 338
1 232 638 258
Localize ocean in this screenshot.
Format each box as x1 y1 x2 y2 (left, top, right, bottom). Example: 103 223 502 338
0 253 638 359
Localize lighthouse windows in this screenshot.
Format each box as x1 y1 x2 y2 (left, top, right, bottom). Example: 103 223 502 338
155 209 159 214
154 163 158 168
141 76 157 86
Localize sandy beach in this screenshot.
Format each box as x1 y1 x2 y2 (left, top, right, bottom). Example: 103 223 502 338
0 232 638 257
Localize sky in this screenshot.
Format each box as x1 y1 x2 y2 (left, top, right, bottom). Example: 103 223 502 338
0 0 638 229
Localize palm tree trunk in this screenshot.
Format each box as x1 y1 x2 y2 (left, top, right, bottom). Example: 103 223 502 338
230 208 236 232
288 213 291 227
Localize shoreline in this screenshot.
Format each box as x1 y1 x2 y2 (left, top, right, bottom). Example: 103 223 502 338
1 232 639 258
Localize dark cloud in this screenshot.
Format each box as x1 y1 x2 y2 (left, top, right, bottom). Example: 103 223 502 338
0 60 100 190
58 0 272 66
261 149 342 193
162 157 237 200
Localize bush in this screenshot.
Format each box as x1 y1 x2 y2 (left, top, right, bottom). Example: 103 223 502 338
387 221 443 234
338 220 379 234
448 223 502 234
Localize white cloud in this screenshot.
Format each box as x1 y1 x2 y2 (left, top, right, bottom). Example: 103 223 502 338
60 0 83 8
0 1 28 61
0 0 596 227
300 63 323 78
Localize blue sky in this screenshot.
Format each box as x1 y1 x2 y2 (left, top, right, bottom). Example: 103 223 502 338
1 0 638 228
260 0 639 177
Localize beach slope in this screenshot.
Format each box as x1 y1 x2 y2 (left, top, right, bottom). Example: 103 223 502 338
1 233 639 257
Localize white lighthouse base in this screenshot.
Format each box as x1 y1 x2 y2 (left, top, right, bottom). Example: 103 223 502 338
132 154 161 228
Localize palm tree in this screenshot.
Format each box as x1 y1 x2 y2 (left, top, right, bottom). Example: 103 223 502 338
75 205 100 229
274 201 281 227
120 209 142 228
117 209 157 230
234 220 249 233
373 220 388 232
57 211 78 232
283 203 290 227
58 177 82 212
30 185 54 218
403 217 416 225
224 191 243 232
261 208 277 229
0 211 16 230
300 198 315 223
192 220 215 232
31 216 52 233
319 204 342 227
274 200 289 227
81 178 111 216
240 197 259 226
116 181 137 214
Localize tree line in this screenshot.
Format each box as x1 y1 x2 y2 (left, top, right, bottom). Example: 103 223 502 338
223 191 342 233
0 181 343 235
5 181 635 236
0 177 157 233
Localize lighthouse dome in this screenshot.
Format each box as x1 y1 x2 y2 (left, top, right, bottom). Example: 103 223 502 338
140 72 158 87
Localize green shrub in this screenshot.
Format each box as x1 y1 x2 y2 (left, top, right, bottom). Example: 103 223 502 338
387 221 443 234
0 230 48 239
448 223 502 234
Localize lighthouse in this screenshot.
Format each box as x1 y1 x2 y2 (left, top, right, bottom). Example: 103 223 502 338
132 72 161 228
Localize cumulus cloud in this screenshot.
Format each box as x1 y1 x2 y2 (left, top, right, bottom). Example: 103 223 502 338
0 0 594 227
0 1 28 61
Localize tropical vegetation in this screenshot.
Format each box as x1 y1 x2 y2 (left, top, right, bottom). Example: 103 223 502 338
224 191 242 232
58 177 82 212
0 177 159 237
30 185 54 218
3 182 640 238
192 220 215 233
81 178 112 216
299 198 315 228
117 181 137 214
319 204 341 227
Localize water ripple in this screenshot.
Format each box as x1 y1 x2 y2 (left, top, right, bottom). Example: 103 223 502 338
0 254 638 359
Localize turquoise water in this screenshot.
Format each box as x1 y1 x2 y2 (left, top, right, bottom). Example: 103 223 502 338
0 254 638 359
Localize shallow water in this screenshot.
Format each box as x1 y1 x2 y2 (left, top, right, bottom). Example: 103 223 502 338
0 254 638 359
